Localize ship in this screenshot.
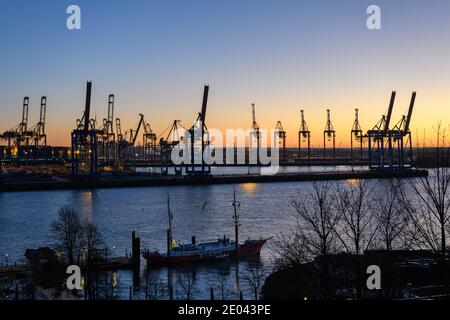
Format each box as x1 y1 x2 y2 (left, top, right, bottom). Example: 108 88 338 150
143 190 270 266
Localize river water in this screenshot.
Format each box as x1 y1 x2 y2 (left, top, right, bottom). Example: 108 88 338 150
0 166 407 299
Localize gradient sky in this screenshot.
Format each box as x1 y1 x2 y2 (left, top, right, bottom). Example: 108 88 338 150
1 0 450 147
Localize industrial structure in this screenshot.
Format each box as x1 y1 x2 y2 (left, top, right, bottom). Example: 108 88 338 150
250 103 260 165
350 108 364 161
323 109 336 159
367 91 416 170
71 81 99 176
275 121 286 162
298 109 311 160
0 83 417 176
186 85 211 175
159 120 183 175
0 96 59 164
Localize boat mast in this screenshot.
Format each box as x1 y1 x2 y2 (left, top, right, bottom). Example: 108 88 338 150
232 188 240 259
167 193 173 258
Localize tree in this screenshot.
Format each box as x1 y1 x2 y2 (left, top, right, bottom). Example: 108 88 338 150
291 181 341 259
51 207 84 265
334 179 377 299
213 270 231 300
242 261 265 300
145 273 167 300
287 181 341 298
334 180 376 256
84 222 105 265
177 272 195 300
400 124 450 261
374 179 411 251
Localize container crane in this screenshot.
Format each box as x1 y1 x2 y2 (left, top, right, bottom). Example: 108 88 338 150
323 109 336 159
275 121 286 162
250 103 260 164
159 120 183 175
298 109 311 160
187 85 210 175
389 92 416 168
143 117 157 163
99 94 116 163
350 108 363 161
71 81 99 176
367 91 396 170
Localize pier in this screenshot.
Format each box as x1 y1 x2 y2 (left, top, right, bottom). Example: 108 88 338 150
0 169 428 192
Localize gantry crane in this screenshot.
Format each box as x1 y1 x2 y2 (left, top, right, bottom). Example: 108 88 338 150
186 85 210 175
143 117 157 163
367 91 396 170
323 109 336 159
159 120 183 175
32 96 47 147
350 108 363 161
0 97 34 161
127 114 145 148
250 103 260 165
115 114 144 169
298 109 311 160
389 92 416 168
275 121 286 162
99 94 116 164
71 81 99 176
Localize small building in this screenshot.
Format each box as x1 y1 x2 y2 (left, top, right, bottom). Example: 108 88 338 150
24 247 58 265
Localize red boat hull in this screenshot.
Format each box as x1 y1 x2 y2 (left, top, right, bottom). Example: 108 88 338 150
143 239 268 266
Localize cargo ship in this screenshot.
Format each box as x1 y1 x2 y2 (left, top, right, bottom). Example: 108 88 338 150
143 190 270 266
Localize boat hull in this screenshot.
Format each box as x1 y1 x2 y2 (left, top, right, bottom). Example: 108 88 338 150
143 239 268 266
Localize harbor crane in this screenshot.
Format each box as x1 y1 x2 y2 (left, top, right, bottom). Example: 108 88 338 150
159 120 183 175
115 114 144 168
143 117 157 163
388 91 416 168
323 109 336 159
186 85 210 175
350 108 363 161
250 103 260 164
99 94 116 164
31 97 47 147
367 91 396 170
275 121 286 162
0 97 34 160
71 81 99 176
298 109 311 160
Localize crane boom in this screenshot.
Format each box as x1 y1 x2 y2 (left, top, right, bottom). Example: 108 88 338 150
403 91 416 134
83 81 92 132
108 94 114 125
200 85 209 124
39 97 47 133
252 103 256 126
21 97 29 133
384 91 396 132
116 118 122 137
132 114 144 146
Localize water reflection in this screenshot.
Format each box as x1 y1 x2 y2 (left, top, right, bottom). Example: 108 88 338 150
240 183 258 194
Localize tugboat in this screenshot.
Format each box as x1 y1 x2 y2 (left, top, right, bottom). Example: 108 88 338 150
143 190 269 266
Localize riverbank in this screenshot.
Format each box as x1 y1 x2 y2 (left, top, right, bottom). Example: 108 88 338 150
0 169 428 192
262 250 450 300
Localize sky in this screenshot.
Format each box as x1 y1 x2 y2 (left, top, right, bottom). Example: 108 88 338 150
0 0 450 147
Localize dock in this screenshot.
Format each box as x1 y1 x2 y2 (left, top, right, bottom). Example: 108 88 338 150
0 257 133 278
0 169 428 192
